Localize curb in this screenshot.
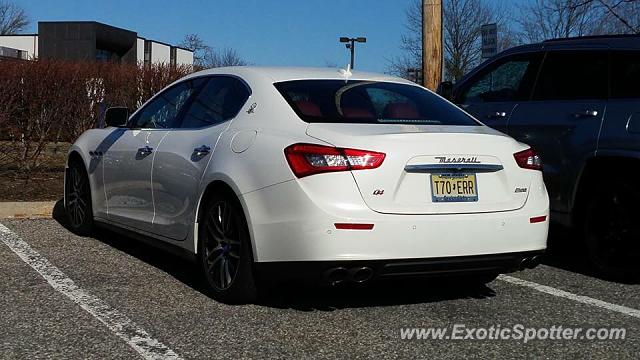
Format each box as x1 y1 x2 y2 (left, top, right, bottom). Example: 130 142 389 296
0 201 57 219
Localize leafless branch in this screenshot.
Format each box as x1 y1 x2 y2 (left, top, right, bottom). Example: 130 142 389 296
0 0 29 35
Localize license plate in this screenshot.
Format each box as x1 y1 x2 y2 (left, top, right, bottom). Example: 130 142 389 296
431 173 478 202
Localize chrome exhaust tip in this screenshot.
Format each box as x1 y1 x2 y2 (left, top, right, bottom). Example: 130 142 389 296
323 267 349 286
349 267 374 283
527 255 542 269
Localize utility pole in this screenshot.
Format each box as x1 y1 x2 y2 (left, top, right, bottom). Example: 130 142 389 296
340 37 366 70
422 0 443 90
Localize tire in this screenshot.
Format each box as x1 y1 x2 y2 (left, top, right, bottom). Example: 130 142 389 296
64 158 94 236
584 180 640 280
198 191 258 304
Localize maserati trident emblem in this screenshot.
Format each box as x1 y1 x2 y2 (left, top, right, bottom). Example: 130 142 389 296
435 156 481 164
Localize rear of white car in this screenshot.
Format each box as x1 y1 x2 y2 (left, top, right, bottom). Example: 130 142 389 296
246 78 548 284
63 67 549 302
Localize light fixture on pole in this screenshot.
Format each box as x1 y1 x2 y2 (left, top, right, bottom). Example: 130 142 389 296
339 37 366 70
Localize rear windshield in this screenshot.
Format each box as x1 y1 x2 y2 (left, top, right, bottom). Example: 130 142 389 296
275 80 479 126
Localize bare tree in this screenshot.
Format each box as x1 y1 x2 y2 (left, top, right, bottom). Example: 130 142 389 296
203 47 247 68
179 33 211 68
388 0 513 82
444 0 506 81
387 0 422 77
0 0 29 35
578 0 640 34
518 0 601 42
180 33 247 69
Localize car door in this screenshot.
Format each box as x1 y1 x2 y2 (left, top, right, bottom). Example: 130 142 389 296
599 50 640 156
454 52 542 133
103 80 200 231
150 76 251 240
508 50 608 214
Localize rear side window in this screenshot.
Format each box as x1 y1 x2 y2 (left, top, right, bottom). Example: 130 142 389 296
275 80 479 126
611 51 640 99
180 76 251 129
458 53 542 103
533 51 608 100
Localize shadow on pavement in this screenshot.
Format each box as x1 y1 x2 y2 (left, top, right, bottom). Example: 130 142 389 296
258 280 496 312
51 198 508 310
53 198 202 289
541 225 638 284
542 225 592 274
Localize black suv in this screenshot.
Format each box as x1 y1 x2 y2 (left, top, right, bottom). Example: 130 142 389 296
443 35 640 277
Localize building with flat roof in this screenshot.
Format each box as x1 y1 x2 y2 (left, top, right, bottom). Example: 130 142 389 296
0 21 193 66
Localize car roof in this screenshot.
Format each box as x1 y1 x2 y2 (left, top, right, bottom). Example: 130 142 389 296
541 34 640 49
455 35 640 87
183 66 416 85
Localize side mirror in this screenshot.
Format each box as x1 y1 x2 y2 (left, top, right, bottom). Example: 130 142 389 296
436 81 454 101
105 107 129 127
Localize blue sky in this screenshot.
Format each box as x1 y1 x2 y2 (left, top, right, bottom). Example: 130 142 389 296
17 0 522 73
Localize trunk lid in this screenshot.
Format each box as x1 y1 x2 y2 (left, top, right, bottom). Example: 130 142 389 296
306 123 531 214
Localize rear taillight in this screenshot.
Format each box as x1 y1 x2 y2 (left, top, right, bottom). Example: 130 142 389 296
514 148 542 170
284 143 385 178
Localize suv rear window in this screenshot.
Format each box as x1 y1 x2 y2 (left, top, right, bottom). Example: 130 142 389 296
275 80 479 126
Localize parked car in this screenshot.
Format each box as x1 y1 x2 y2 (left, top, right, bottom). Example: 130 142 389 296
64 67 548 303
442 35 640 277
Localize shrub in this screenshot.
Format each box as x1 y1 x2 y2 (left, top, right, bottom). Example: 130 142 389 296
0 59 192 173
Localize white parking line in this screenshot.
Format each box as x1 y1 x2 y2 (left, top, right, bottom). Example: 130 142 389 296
499 274 640 319
0 223 183 360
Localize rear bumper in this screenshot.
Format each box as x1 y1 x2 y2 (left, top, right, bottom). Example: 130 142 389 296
241 173 549 262
254 250 545 285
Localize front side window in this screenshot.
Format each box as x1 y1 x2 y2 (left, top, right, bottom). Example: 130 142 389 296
458 53 542 104
533 50 608 100
130 80 201 129
275 80 479 126
180 77 251 129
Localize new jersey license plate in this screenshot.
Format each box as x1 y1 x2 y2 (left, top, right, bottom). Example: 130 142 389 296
431 173 478 202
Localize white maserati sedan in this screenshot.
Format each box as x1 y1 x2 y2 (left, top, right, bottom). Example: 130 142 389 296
64 66 548 303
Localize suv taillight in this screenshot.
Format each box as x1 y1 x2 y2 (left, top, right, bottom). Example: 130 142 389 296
284 143 385 178
514 148 542 170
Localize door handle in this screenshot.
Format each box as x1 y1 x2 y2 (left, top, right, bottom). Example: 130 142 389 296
574 109 599 117
193 145 211 157
137 146 153 156
487 111 507 119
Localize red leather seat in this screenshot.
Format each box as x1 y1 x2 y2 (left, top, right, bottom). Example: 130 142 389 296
383 102 420 119
342 107 375 118
295 100 322 117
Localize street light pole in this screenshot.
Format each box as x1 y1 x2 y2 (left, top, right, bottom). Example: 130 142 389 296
339 37 366 69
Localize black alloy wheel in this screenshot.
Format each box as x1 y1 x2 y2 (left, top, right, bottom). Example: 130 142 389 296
64 159 94 235
199 192 258 303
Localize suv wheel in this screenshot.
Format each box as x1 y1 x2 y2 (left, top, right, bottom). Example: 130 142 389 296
584 180 640 279
198 192 258 304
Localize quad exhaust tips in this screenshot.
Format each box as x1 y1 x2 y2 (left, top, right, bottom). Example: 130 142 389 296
323 255 542 285
323 266 374 286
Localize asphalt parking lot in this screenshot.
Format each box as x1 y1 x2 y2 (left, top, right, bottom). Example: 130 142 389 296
1 214 638 359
